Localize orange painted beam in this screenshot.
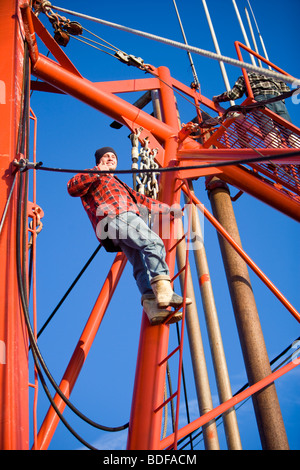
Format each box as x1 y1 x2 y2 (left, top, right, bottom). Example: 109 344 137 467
33 54 176 143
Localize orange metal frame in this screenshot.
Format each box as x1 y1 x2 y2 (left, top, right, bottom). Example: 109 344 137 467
1 0 299 450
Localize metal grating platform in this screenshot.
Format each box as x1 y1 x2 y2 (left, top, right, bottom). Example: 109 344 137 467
211 109 300 200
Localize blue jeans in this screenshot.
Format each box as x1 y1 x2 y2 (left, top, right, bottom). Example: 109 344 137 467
106 212 169 295
254 94 292 138
255 94 292 123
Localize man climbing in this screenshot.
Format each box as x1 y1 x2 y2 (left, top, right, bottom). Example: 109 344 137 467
213 72 294 147
67 146 191 326
212 71 292 121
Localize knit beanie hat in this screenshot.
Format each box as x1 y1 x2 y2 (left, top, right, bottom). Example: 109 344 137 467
95 147 118 165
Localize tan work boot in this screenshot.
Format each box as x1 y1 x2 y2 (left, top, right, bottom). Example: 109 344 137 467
150 275 192 309
141 294 182 325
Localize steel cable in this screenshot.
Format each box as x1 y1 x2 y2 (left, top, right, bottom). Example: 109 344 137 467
49 3 299 86
15 149 300 176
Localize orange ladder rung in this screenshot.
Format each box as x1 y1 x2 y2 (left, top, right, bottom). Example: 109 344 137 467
168 233 186 253
158 345 180 367
154 391 178 413
171 265 186 282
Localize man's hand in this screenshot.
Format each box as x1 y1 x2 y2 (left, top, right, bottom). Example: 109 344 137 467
97 161 110 172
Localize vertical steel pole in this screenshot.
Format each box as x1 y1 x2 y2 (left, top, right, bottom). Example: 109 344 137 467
207 177 289 450
0 0 29 450
176 220 220 449
246 0 272 70
186 182 242 449
244 8 262 68
232 0 257 66
201 0 235 105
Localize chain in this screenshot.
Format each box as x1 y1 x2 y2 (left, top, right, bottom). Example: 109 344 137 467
130 129 159 199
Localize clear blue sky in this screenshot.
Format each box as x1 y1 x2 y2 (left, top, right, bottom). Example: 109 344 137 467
28 0 300 450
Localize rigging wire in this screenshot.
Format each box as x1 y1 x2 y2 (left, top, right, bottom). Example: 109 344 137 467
81 25 121 53
246 0 271 69
175 323 194 450
172 0 200 89
49 3 299 86
67 25 124 59
67 34 119 59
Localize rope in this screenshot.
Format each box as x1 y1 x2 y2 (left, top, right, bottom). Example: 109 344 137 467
49 3 300 86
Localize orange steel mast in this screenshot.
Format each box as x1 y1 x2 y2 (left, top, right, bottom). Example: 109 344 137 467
0 0 30 449
1 0 300 450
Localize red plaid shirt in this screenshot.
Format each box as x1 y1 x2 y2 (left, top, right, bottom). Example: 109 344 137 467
67 168 169 239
